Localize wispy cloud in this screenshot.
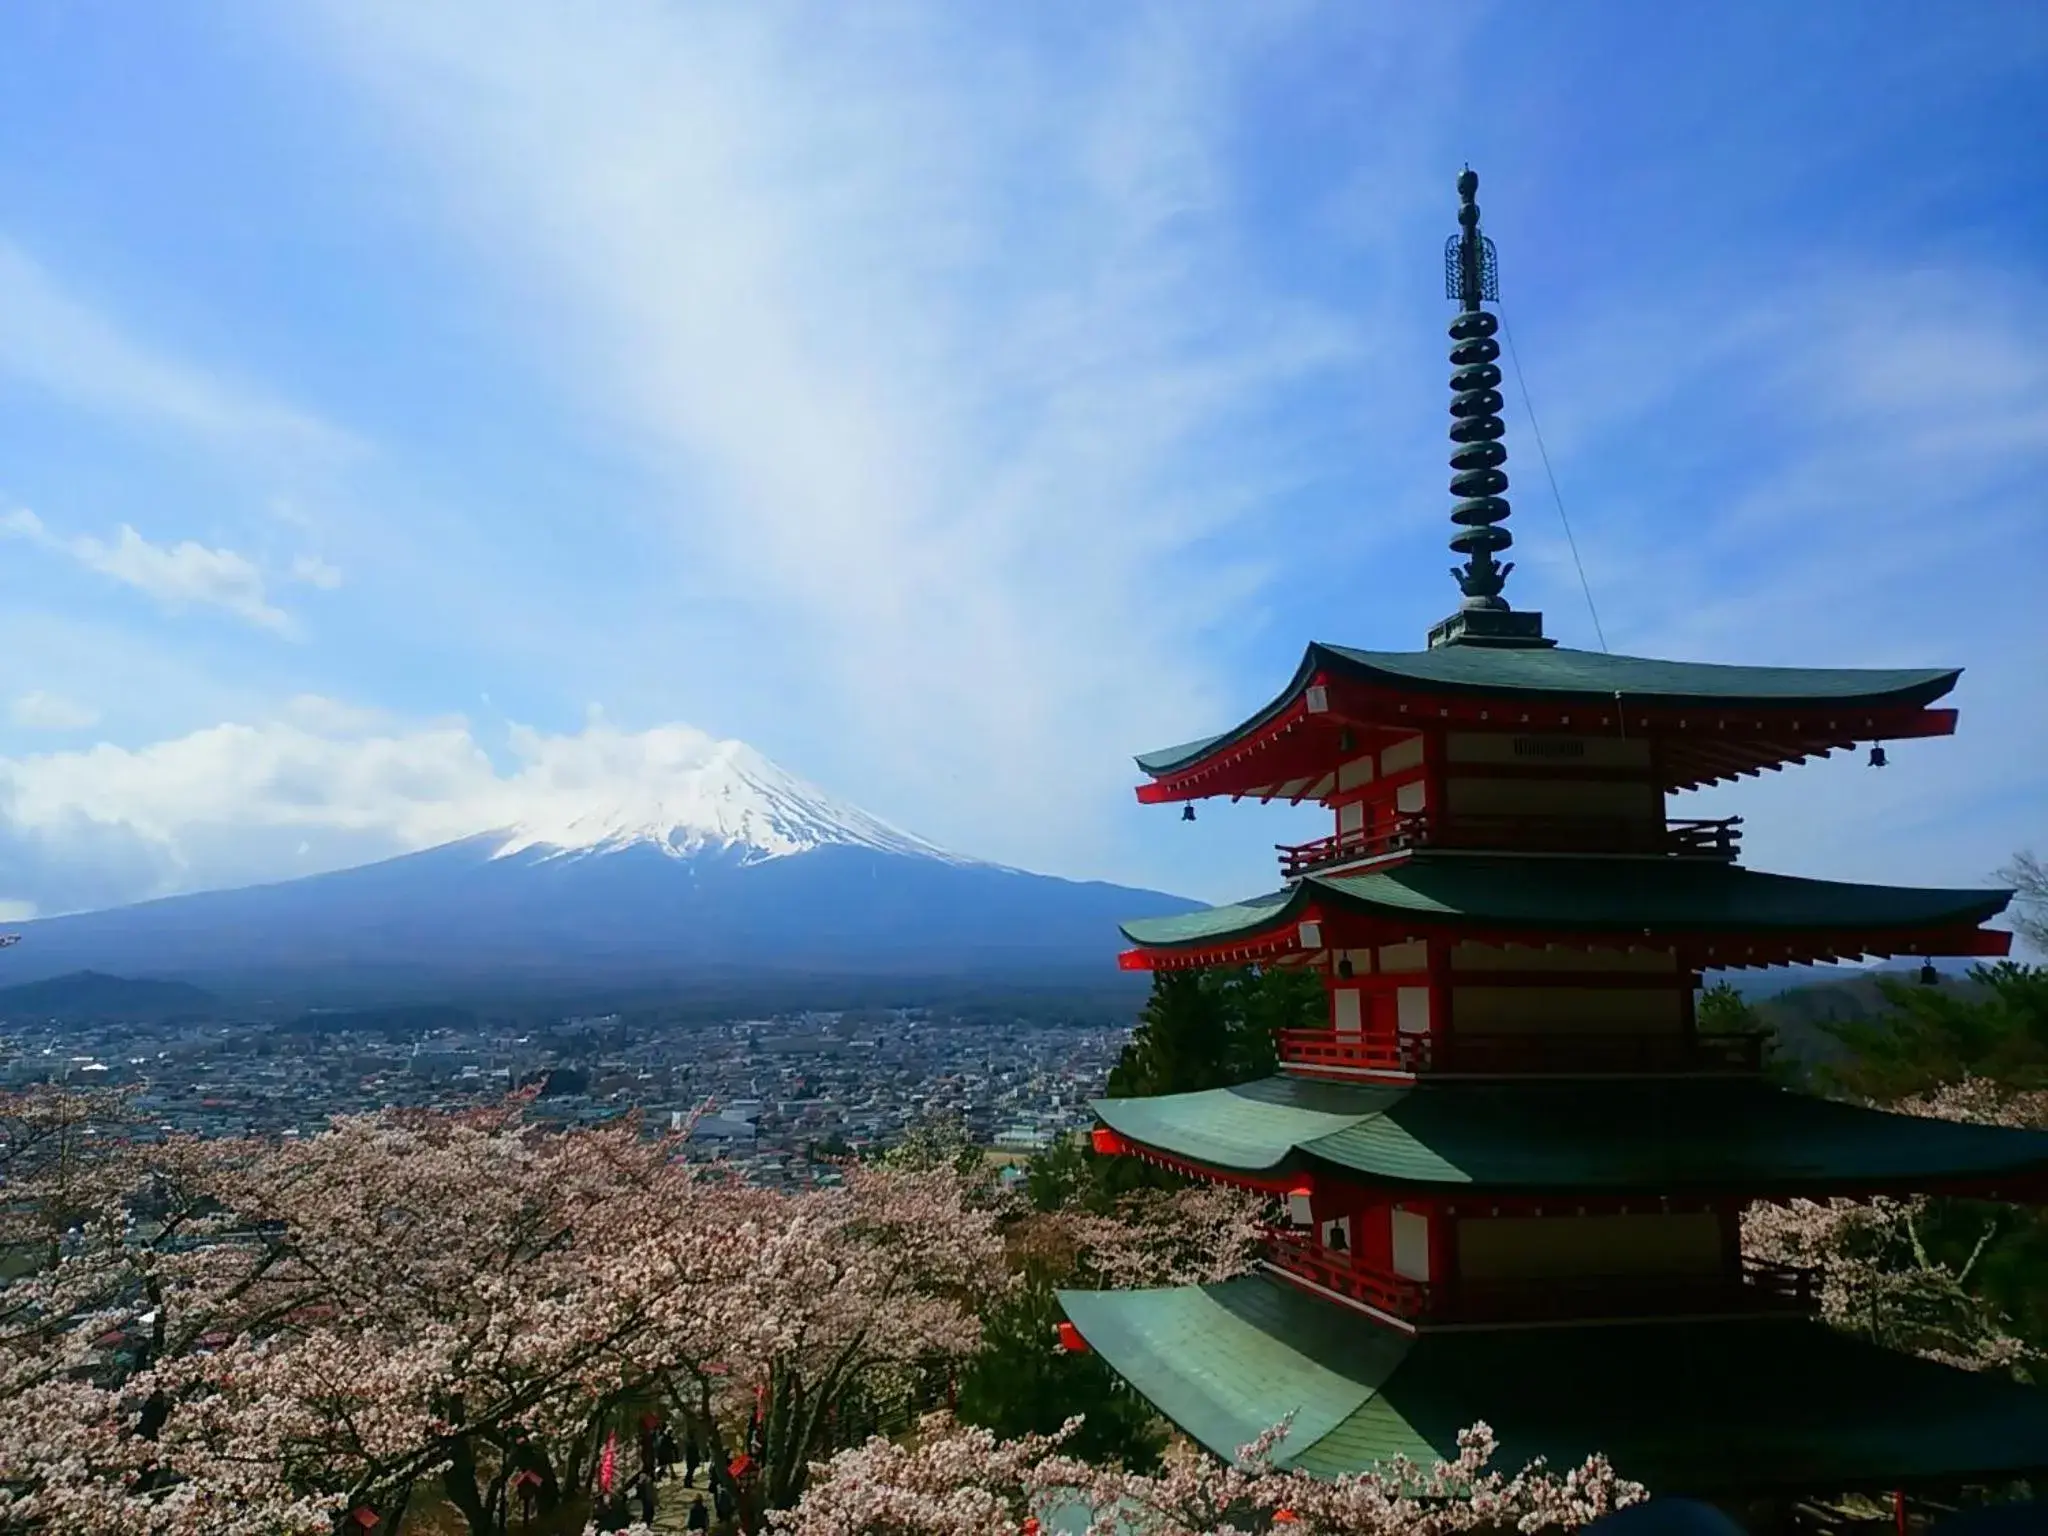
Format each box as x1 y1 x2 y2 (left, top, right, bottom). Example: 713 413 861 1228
1493 261 2048 897
0 238 356 462
8 690 99 732
0 2 2038 915
3 508 295 634
289 553 344 590
296 2 1409 873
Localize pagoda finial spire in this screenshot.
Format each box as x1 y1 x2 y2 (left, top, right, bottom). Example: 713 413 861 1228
1428 167 1551 649
1447 167 1510 609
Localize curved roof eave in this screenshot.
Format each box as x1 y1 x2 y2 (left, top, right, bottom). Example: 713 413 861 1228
1133 643 1963 780
1133 644 1325 776
1057 1277 2048 1490
1089 1077 2048 1193
1116 884 1310 948
1118 858 2012 952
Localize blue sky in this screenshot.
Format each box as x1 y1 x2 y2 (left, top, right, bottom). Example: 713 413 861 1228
0 1 2043 919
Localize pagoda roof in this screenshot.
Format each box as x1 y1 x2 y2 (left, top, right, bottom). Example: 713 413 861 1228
1090 1075 2048 1198
1134 643 1960 798
1056 1274 2048 1491
1118 853 2009 968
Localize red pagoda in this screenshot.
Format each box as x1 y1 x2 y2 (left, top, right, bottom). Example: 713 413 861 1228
1058 170 2048 1495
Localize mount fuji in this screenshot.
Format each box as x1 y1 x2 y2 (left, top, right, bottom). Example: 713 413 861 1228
3 737 1199 1004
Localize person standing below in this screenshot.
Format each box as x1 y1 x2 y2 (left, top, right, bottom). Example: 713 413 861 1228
687 1495 710 1532
636 1471 657 1527
656 1425 679 1481
684 1433 701 1488
712 1480 734 1528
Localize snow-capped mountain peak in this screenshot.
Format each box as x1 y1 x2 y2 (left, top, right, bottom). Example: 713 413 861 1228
486 732 961 866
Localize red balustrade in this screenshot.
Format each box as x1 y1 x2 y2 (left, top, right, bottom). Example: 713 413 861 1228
1277 1026 1767 1077
1262 1227 1819 1324
1444 1259 1820 1324
1262 1227 1429 1317
1432 1029 1767 1075
1276 1027 1431 1074
1275 813 1741 878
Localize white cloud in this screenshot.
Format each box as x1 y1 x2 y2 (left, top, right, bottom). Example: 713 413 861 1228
0 708 898 914
295 2 1418 876
3 508 294 634
1486 262 2048 902
289 553 344 589
0 238 355 460
9 690 99 732
1 714 493 853
282 693 391 733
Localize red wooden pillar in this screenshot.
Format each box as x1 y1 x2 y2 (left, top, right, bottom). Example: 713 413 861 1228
1427 1200 1456 1293
1427 937 1454 1058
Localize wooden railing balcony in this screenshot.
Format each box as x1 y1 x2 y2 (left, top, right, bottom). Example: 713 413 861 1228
1443 1258 1820 1325
1264 1228 1819 1325
1277 1026 1431 1075
1277 1026 1768 1077
1275 812 1741 879
1262 1227 1430 1317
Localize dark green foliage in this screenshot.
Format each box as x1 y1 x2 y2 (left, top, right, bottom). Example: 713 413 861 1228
0 971 219 1023
1023 1132 1091 1213
955 1280 1167 1472
1106 965 1315 1098
1812 955 2048 1372
1695 980 1759 1034
1106 972 1232 1098
1696 980 1804 1088
1821 963 2048 1100
962 966 1319 1464
1023 1132 1181 1214
1027 965 1314 1214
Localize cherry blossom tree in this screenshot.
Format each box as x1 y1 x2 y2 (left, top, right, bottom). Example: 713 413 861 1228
773 1412 1645 1536
1743 1077 2048 1376
0 1095 1006 1535
650 1161 1007 1528
1051 1182 1271 1292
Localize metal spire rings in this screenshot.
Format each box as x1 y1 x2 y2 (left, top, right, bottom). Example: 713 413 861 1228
1445 167 1513 612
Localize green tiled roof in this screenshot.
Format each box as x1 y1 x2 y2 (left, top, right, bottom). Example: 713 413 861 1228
1135 643 1959 775
1091 1076 2048 1194
1117 854 2009 949
1058 1276 2048 1491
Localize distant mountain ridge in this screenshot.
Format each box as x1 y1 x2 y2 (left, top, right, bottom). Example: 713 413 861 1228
2 735 1197 1003
0 970 220 1021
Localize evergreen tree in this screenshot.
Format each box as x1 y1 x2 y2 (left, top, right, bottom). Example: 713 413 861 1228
1695 979 1759 1034
1024 1132 1090 1213
1696 979 1802 1088
954 1280 1167 1471
1802 946 2048 1365
1822 962 2048 1100
1106 965 1315 1098
1106 972 1234 1097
